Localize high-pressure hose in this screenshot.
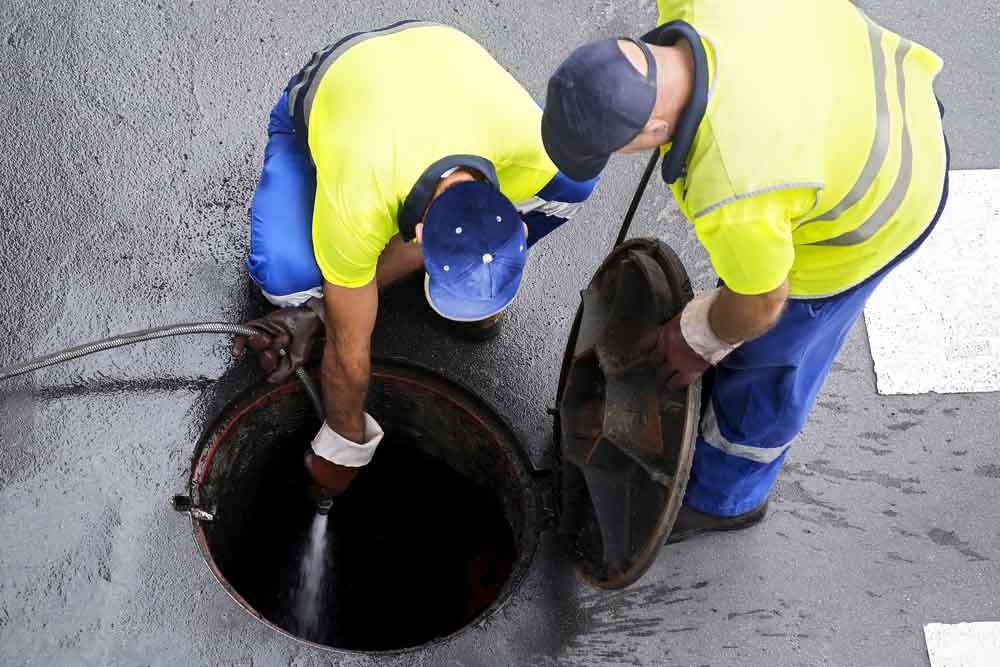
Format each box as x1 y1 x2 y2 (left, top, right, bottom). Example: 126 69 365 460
0 322 325 418
1 320 334 514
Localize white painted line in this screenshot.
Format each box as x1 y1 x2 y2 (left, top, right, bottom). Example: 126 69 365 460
925 622 1000 667
864 169 1000 395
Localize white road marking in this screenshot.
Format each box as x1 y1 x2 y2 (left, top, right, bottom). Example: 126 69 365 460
925 623 1000 667
864 169 1000 395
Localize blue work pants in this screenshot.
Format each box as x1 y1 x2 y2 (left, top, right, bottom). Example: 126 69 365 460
246 91 324 304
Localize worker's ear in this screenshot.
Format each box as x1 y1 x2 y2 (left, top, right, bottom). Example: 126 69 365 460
642 118 671 143
415 223 424 244
617 118 672 154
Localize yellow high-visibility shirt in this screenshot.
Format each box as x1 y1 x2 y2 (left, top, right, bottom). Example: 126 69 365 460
296 22 558 288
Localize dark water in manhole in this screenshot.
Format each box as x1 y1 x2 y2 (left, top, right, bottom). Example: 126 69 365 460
220 428 517 651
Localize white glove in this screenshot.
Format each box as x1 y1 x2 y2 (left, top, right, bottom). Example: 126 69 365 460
310 413 384 467
679 288 743 365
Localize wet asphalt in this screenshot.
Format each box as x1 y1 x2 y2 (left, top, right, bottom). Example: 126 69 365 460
1 1 998 665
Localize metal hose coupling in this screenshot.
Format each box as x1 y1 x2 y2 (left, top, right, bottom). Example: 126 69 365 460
315 496 335 515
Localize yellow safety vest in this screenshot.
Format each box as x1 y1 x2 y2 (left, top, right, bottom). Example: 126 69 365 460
659 0 947 297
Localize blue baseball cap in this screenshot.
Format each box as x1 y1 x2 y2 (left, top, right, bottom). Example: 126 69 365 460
421 181 528 322
542 38 657 182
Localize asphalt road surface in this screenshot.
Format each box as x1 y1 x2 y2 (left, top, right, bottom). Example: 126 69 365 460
1 1 997 665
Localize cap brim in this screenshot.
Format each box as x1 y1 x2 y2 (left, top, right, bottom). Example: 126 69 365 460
424 271 522 323
541 114 611 182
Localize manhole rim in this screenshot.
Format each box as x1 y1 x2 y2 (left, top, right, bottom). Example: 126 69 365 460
183 357 542 656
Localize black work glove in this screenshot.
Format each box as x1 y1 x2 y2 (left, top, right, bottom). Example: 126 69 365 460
232 306 322 383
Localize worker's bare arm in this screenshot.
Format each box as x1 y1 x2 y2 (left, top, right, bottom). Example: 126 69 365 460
375 235 424 288
321 278 378 443
709 279 789 344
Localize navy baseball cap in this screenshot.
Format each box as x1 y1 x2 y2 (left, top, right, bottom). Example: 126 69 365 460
542 38 657 181
421 181 528 322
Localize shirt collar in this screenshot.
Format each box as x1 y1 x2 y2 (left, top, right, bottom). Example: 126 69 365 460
640 20 710 185
398 155 499 241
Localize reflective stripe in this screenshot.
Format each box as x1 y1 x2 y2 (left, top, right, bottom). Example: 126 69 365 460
286 49 325 124
700 401 792 465
288 21 437 132
812 38 914 247
514 196 583 220
693 181 825 219
701 33 720 103
799 15 890 227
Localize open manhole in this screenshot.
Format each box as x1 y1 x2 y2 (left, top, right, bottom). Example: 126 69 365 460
176 360 539 654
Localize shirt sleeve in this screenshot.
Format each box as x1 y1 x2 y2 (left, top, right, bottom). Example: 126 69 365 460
311 177 390 289
514 170 598 221
513 170 599 247
692 188 815 295
657 0 694 24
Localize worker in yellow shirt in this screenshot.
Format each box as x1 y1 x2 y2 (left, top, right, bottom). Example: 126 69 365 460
235 21 597 496
541 0 948 540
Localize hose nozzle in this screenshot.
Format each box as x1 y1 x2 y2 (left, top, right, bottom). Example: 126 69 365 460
315 496 334 515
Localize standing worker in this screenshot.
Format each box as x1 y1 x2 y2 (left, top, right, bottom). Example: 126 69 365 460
541 0 948 540
236 20 596 497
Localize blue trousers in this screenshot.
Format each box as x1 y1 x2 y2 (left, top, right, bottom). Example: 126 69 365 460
247 91 324 305
688 166 950 516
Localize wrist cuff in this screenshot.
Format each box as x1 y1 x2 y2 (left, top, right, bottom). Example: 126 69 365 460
680 288 742 365
311 413 384 467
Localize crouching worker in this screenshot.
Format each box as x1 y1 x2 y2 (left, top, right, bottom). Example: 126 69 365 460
233 21 597 498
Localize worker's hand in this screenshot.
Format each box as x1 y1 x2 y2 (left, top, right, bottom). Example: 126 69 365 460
305 415 385 496
648 289 744 390
232 306 322 383
304 451 361 497
649 313 711 391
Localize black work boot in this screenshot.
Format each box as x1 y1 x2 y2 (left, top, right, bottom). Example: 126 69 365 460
448 312 506 342
665 500 769 544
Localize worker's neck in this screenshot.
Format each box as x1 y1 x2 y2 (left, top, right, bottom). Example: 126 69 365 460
432 167 481 199
422 167 484 224
649 42 694 132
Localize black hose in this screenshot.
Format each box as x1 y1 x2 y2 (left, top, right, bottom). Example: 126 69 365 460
0 322 325 418
614 149 661 248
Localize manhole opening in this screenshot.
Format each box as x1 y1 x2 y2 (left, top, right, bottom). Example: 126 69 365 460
191 361 538 653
